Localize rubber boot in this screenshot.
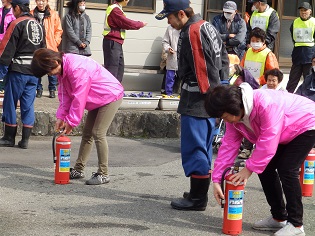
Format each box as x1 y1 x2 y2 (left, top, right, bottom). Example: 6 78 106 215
0 125 17 147
36 90 43 98
18 127 32 149
49 90 55 98
183 174 211 199
171 175 210 211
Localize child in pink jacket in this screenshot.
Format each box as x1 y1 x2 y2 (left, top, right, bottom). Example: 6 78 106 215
31 48 124 185
205 83 315 236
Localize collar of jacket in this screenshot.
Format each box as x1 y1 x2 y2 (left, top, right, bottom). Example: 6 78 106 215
34 7 51 18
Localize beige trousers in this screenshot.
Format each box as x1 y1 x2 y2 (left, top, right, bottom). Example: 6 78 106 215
73 98 122 175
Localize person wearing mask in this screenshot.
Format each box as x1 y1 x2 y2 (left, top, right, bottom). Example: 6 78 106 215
212 1 247 60
205 84 315 236
156 0 229 211
0 0 45 149
0 0 16 93
247 0 280 51
286 2 315 93
31 0 63 99
31 48 124 185
64 0 91 57
103 0 147 82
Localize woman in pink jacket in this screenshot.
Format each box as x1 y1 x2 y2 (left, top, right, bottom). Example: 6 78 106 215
31 48 124 185
205 83 315 236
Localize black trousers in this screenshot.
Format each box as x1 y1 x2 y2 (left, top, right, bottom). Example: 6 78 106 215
286 63 312 93
258 130 315 227
103 38 124 82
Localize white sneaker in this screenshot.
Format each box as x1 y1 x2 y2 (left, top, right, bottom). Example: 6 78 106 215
274 223 305 236
253 216 287 231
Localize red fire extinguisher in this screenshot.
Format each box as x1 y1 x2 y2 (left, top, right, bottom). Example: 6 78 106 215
52 132 71 184
300 148 315 197
221 161 245 236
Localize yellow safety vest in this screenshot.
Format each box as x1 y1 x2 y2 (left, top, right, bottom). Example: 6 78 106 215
102 4 126 39
250 7 275 31
244 47 271 81
293 17 315 47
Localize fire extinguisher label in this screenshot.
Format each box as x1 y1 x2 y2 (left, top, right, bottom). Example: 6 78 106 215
303 160 314 185
227 190 244 220
59 149 71 172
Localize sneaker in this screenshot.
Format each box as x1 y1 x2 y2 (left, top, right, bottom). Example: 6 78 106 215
69 168 85 179
274 223 305 236
253 216 287 231
238 149 251 159
85 172 110 185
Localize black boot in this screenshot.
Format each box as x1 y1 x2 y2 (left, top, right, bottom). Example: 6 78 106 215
18 127 32 149
171 176 210 211
36 90 43 98
49 90 55 98
0 125 17 147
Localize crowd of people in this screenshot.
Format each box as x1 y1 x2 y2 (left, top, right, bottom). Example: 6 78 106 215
0 0 315 235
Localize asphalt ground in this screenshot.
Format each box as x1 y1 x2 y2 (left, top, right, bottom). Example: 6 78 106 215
0 136 314 236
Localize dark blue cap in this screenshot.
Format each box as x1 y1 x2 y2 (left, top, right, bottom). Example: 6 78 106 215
155 0 190 20
12 0 30 6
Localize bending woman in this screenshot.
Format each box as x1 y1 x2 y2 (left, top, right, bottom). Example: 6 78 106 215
205 83 315 236
31 48 124 185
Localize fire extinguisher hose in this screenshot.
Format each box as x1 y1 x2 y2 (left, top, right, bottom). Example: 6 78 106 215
221 166 232 208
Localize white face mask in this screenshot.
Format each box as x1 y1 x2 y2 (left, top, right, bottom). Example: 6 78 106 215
251 5 257 12
224 12 234 20
79 5 85 12
250 42 263 50
313 66 315 72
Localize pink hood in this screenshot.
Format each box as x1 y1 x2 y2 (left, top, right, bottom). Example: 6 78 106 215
56 54 124 127
212 83 315 183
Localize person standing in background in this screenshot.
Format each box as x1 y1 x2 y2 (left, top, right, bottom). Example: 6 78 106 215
286 2 315 93
102 0 147 82
0 0 45 149
0 0 16 93
31 0 62 99
64 0 91 57
162 25 180 96
247 0 280 51
156 0 229 211
212 1 246 60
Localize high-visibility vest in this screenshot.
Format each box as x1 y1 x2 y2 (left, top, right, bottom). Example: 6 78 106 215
244 47 271 81
102 3 126 39
293 17 315 47
250 7 275 31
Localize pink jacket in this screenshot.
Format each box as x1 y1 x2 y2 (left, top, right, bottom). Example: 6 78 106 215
212 83 315 183
56 54 124 127
0 8 16 42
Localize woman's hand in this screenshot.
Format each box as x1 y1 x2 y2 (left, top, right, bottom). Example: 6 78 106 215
55 119 65 132
230 167 253 187
63 122 73 135
213 182 224 206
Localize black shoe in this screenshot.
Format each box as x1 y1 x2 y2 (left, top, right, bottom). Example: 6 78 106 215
49 90 55 98
36 90 43 98
0 125 17 147
18 127 32 149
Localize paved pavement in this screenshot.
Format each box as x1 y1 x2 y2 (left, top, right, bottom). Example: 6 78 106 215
0 136 314 236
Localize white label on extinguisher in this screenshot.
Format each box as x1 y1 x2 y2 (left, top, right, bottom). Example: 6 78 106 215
59 149 71 172
227 190 244 220
303 160 314 185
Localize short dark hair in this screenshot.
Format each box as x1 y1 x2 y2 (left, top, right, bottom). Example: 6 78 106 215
205 85 244 118
31 48 64 78
12 3 30 12
172 7 195 18
264 68 284 83
249 27 266 42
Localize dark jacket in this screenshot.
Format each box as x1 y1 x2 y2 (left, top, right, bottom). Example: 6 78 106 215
296 71 315 102
0 13 45 75
177 14 229 117
212 13 246 59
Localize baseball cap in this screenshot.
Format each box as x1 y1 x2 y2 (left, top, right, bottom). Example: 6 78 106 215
248 0 267 3
11 0 29 5
298 2 312 10
155 0 190 20
223 1 237 13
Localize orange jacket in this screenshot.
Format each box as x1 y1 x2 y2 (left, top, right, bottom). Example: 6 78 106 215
240 44 279 85
31 8 63 52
